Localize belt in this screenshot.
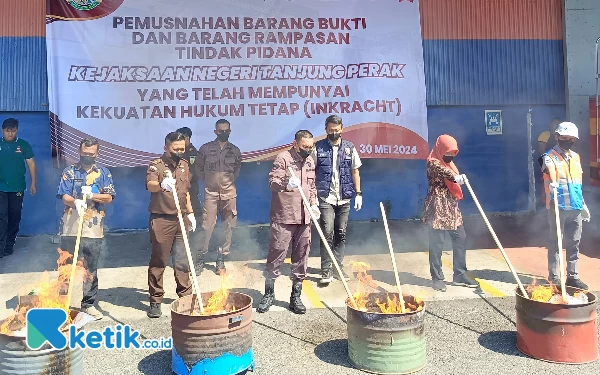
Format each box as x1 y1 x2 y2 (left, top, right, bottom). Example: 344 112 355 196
150 213 178 219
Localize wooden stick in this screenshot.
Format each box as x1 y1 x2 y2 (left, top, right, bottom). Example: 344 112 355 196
66 195 87 310
287 167 358 309
379 202 406 313
464 178 529 299
166 171 205 314
552 188 568 301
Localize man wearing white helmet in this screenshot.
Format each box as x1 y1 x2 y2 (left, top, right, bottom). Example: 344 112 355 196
540 121 590 290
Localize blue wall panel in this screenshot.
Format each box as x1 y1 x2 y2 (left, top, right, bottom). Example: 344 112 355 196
423 40 566 106
0 37 48 111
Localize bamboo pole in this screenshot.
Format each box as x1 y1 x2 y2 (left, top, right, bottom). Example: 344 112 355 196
65 195 88 310
379 202 406 313
288 167 358 309
552 188 568 301
463 177 529 299
166 171 205 314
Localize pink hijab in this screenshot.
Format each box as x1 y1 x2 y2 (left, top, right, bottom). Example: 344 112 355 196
427 135 463 200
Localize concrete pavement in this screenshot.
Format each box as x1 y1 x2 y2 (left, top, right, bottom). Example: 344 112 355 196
0 214 599 374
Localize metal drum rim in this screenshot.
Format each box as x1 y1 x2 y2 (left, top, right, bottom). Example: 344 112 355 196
348 357 427 375
516 341 599 365
170 291 253 317
515 286 598 308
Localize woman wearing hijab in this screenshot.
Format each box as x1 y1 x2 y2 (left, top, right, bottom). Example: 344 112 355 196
423 135 479 292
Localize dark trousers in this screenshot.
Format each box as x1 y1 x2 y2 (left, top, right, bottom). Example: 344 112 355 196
0 191 24 256
198 196 237 256
265 222 312 281
547 208 582 280
318 200 350 271
148 214 192 303
60 236 103 308
428 226 467 281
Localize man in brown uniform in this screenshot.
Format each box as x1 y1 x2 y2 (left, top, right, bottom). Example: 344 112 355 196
146 132 197 318
195 119 242 274
257 130 319 314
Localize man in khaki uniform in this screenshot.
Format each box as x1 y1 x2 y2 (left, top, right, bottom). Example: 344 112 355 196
146 132 197 318
257 130 319 315
56 138 115 320
195 119 242 274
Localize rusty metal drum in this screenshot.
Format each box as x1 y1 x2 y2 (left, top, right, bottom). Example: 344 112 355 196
515 286 599 364
171 292 254 375
347 293 426 374
0 332 84 374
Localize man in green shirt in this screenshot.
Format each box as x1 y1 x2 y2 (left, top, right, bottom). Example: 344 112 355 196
0 118 36 257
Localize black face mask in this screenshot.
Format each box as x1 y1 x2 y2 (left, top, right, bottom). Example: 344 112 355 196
217 132 230 142
80 155 96 165
170 152 183 163
442 155 454 163
298 148 312 159
558 139 575 151
327 133 341 142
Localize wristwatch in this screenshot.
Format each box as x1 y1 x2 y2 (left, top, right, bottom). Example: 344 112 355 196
355 191 362 196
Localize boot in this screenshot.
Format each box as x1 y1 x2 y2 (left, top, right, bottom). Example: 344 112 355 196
147 302 162 318
257 279 275 313
289 281 306 314
215 253 226 274
196 253 204 275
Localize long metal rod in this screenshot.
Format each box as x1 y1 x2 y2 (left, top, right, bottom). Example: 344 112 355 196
463 178 529 298
166 171 204 314
552 188 568 301
595 37 600 172
379 202 406 313
287 167 358 309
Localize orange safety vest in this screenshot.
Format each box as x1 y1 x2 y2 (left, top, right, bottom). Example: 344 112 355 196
542 146 583 210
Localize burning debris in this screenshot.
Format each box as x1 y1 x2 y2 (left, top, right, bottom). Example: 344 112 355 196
526 279 589 305
189 270 237 316
348 261 423 314
0 249 92 335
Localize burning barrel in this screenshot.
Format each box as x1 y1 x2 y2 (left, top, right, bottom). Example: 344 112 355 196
171 292 254 375
516 285 599 363
347 293 426 374
0 309 83 374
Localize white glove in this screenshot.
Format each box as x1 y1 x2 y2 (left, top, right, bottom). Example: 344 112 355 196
287 175 301 190
549 182 559 190
311 204 321 220
80 186 93 200
354 195 363 211
454 174 467 185
161 177 176 192
187 213 197 231
74 199 87 216
582 204 590 222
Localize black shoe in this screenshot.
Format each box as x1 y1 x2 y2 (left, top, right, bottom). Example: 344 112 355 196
257 279 275 313
548 277 561 286
289 281 306 314
147 302 162 318
566 278 589 290
333 268 350 281
453 274 479 288
432 280 447 292
195 254 205 275
318 269 333 285
215 254 226 274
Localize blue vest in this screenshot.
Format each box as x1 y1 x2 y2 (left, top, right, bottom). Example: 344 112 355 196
315 139 356 199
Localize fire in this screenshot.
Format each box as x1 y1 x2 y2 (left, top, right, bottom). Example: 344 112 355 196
0 249 92 335
526 278 589 305
348 261 423 314
197 269 236 316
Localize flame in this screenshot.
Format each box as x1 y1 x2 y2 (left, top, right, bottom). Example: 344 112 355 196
348 261 422 314
0 248 92 335
196 269 236 316
526 278 589 304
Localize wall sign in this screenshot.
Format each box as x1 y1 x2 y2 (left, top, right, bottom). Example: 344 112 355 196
485 110 502 135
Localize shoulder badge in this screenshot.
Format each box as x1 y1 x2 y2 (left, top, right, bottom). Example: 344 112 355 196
150 159 161 166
